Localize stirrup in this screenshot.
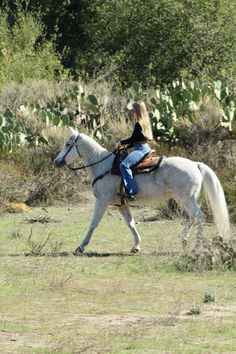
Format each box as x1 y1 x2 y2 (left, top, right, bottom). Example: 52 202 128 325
117 192 135 201
127 194 135 201
117 192 127 198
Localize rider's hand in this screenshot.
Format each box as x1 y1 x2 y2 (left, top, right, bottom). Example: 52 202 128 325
115 141 122 149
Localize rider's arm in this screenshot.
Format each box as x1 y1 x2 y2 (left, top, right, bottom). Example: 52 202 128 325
120 122 143 146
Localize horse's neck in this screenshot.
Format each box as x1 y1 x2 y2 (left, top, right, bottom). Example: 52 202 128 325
79 136 113 179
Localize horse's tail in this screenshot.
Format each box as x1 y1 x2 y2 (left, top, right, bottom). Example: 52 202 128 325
198 162 230 238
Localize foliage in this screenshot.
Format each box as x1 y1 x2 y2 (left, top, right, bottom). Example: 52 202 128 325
25 227 50 256
0 106 49 150
212 236 236 269
204 291 215 303
175 236 236 271
0 78 235 151
96 79 236 142
0 5 66 87
0 108 25 150
1 1 235 86
186 306 201 315
73 0 236 85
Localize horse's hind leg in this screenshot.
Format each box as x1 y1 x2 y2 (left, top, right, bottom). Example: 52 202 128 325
194 209 208 254
181 217 194 250
118 205 141 253
75 198 108 254
183 197 207 254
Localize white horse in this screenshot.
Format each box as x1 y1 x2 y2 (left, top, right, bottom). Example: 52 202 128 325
54 128 230 255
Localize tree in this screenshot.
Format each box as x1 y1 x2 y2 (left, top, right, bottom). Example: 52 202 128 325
74 0 236 85
0 4 65 85
0 0 235 85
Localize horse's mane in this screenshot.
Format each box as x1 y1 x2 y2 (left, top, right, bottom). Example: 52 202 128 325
79 133 109 158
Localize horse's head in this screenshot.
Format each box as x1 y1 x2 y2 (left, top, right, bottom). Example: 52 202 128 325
54 127 81 168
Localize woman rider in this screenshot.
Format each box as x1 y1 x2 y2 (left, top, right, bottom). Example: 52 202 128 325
115 100 153 201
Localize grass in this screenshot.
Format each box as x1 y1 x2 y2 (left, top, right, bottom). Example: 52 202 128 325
0 199 236 353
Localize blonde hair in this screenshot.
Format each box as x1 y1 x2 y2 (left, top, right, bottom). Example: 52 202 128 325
132 101 153 140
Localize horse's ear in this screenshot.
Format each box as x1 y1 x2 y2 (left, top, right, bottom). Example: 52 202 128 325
69 127 79 137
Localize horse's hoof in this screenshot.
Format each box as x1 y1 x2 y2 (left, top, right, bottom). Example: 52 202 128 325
130 246 140 254
74 246 84 255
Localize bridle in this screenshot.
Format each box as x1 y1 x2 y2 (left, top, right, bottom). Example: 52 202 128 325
62 135 115 173
62 136 81 166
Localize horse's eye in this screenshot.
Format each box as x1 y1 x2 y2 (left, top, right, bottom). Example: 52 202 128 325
66 143 71 147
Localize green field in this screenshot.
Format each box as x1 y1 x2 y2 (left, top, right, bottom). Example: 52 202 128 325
0 201 236 353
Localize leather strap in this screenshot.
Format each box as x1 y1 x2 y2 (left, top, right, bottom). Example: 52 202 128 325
92 170 110 187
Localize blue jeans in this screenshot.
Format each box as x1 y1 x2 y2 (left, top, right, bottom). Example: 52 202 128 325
119 143 151 195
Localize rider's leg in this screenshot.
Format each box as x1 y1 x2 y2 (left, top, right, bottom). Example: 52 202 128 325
119 144 150 197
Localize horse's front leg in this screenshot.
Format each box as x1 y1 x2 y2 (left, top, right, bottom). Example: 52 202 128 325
75 198 108 254
118 205 141 253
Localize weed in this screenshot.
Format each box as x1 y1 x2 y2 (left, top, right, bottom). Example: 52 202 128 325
49 240 64 254
24 227 50 256
204 291 215 303
8 230 24 239
175 236 236 271
25 215 55 224
212 236 236 269
186 306 201 315
174 254 213 272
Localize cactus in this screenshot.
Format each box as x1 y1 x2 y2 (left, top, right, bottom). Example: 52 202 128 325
0 130 7 145
132 81 142 93
0 115 6 127
221 101 236 131
88 94 99 106
0 78 234 150
61 114 70 126
4 108 14 118
42 110 50 126
214 80 222 100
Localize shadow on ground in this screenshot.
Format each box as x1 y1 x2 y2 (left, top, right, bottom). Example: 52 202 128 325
0 251 178 258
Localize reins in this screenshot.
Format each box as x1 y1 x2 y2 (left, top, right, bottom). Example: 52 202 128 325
68 150 116 171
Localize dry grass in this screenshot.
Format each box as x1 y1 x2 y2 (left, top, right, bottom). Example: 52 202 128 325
4 203 31 213
0 80 75 112
177 96 230 146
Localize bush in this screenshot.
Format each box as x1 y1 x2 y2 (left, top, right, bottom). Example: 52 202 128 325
0 78 234 217
0 7 66 87
0 141 90 207
75 0 236 86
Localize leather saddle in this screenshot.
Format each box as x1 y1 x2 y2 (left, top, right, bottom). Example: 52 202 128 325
111 148 164 176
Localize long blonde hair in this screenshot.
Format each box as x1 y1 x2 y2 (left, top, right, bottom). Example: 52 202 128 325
132 101 153 140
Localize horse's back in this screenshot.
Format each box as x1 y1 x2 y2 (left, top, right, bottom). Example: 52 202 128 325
163 156 197 168
158 156 203 199
133 156 202 202
161 156 201 176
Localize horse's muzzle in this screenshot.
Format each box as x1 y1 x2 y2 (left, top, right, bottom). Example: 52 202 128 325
54 157 65 167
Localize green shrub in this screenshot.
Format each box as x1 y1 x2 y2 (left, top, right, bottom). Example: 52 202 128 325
0 7 66 87
186 306 201 315
204 292 215 303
